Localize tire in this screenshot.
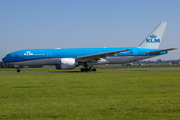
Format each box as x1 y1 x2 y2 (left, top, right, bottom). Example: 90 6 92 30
81 68 85 72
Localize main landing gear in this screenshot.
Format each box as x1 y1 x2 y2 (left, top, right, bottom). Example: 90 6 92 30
80 68 96 72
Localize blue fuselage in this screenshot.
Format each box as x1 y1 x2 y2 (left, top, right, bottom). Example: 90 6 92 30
2 47 166 65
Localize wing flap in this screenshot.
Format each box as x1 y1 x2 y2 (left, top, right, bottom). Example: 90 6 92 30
146 48 177 54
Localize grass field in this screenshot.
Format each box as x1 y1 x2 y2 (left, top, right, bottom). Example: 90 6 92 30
0 66 180 119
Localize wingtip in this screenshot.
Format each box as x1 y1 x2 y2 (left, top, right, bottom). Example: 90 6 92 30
172 48 178 50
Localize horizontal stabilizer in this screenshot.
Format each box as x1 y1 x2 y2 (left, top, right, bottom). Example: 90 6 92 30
146 48 177 54
77 49 132 62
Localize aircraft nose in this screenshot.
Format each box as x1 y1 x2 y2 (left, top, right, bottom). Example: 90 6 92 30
2 57 6 62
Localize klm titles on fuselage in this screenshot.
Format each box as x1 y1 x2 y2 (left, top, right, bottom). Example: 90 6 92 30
146 34 160 43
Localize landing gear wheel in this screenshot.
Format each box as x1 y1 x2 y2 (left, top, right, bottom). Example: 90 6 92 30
80 67 96 72
17 69 20 73
93 68 96 72
81 68 85 72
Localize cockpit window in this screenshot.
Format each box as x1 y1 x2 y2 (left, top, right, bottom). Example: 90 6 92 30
6 54 10 57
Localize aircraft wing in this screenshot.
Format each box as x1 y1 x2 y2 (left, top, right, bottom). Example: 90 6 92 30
146 48 177 54
76 49 132 62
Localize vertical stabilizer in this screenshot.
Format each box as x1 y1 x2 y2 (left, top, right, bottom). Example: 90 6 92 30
139 22 167 49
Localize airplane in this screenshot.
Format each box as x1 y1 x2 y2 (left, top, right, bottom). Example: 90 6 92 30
2 22 177 72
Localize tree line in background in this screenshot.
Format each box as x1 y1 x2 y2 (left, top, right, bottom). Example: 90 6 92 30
0 62 42 68
0 62 19 68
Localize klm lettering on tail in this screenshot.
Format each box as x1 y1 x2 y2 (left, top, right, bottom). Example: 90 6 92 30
146 34 160 43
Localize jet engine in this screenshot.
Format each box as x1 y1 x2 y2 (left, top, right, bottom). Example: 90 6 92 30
56 58 78 70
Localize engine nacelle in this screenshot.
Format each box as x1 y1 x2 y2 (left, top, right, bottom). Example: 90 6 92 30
98 58 108 64
56 58 78 70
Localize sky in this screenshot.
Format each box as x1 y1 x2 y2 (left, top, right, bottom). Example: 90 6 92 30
0 0 180 61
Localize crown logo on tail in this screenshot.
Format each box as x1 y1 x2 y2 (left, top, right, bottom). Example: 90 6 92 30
150 34 157 38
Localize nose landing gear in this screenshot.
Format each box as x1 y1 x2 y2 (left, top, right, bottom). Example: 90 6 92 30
14 65 20 73
17 69 20 73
